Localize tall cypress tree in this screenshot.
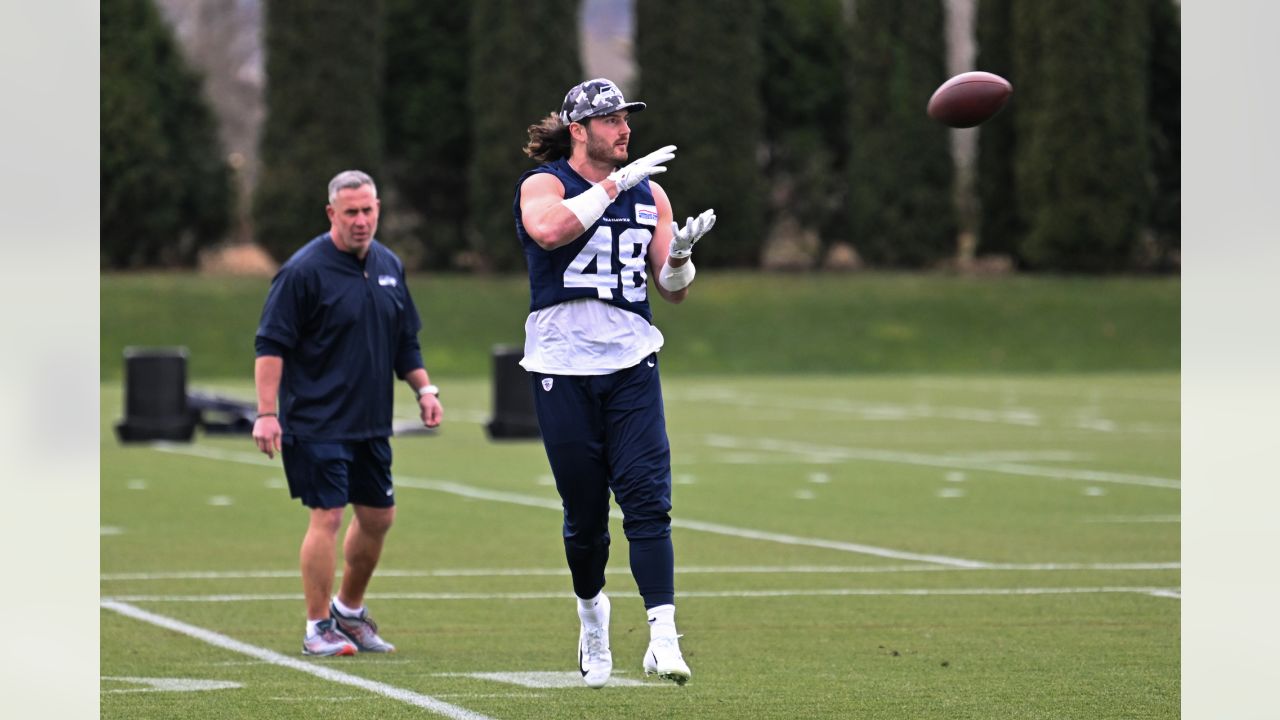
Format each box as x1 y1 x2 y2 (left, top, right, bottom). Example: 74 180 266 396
384 0 470 270
847 0 955 267
1147 0 1180 269
101 0 231 268
468 0 580 271
636 0 767 267
760 0 851 259
1012 1 1149 272
974 0 1022 262
253 4 385 261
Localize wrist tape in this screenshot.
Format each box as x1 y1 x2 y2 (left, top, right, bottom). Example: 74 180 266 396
658 259 696 292
561 183 612 230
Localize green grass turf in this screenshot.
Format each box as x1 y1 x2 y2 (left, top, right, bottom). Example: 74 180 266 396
101 372 1179 719
100 272 1179 380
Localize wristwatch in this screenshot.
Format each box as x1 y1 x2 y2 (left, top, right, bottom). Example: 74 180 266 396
417 384 440 398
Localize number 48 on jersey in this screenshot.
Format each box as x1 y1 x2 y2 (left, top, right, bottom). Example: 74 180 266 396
563 226 652 302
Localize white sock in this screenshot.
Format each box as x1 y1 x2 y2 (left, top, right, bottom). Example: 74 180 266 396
647 604 678 639
332 596 364 618
306 619 322 637
577 591 607 626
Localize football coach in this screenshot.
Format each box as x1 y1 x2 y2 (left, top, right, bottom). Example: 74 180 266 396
252 169 443 657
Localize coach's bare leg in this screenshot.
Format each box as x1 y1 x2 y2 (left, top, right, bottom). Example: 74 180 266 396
337 505 396 609
301 507 346 620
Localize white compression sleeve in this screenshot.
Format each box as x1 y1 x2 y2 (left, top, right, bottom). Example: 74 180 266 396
560 183 612 230
658 259 696 292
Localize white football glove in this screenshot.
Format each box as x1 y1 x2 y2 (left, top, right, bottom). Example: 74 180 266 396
668 208 716 259
608 144 676 192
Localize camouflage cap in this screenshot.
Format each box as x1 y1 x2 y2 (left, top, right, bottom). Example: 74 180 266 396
559 78 646 125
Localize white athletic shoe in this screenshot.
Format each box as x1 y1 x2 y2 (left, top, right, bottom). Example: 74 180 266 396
577 594 612 688
643 635 691 685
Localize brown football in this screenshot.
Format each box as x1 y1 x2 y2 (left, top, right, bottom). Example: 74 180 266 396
927 71 1013 128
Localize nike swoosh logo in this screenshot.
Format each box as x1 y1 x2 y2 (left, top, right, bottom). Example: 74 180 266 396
647 360 655 367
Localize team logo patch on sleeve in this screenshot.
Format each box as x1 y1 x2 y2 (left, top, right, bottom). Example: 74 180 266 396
378 275 398 287
635 204 658 226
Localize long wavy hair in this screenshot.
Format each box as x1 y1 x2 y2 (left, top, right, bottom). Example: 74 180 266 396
523 113 573 163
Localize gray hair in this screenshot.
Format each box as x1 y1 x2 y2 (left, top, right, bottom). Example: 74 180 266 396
327 170 377 203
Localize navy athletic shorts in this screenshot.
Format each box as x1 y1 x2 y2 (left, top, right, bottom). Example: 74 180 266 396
281 436 395 510
528 352 673 541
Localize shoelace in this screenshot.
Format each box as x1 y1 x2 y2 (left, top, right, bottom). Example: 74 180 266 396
583 627 609 662
338 611 379 635
650 635 682 655
315 622 349 644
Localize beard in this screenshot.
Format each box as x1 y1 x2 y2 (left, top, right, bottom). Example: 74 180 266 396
584 128 627 166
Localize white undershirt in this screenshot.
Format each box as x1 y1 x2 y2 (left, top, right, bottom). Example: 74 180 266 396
520 298 664 376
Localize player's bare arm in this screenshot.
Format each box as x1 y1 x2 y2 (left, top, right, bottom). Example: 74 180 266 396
520 173 590 250
649 181 715 304
648 181 687 305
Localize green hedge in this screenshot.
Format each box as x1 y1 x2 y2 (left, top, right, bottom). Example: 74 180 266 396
101 272 1178 382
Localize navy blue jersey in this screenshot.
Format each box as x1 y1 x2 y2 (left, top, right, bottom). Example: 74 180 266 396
255 234 424 441
514 158 659 322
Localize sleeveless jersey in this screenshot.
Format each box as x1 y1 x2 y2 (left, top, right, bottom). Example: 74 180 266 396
514 158 659 322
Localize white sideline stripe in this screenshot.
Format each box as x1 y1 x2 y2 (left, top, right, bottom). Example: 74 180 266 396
100 561 1181 581
704 434 1180 489
100 601 497 720
669 517 988 567
151 445 987 568
103 586 1180 603
377 478 988 568
685 392 1045 427
153 443 280 466
1083 515 1181 523
907 378 1179 403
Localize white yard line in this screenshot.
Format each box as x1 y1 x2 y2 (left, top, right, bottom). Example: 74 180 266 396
683 391 1045 427
101 561 1180 582
667 516 989 567
103 586 1180 603
150 444 990 568
101 601 498 720
703 434 1180 489
1083 515 1181 523
906 378 1180 404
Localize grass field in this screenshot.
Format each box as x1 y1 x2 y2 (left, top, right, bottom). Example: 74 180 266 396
100 272 1179 379
101 370 1179 719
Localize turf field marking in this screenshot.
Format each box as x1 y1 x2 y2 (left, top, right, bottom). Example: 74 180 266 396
103 586 1180 603
684 389 1044 427
703 434 1180 489
434 671 650 688
1084 515 1180 523
99 561 1180 582
101 600 498 720
908 378 1179 404
664 515 988 566
153 442 280 466
150 444 988 567
391 477 989 567
101 676 242 693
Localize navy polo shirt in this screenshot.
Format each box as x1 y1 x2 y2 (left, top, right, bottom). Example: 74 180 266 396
255 234 425 441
